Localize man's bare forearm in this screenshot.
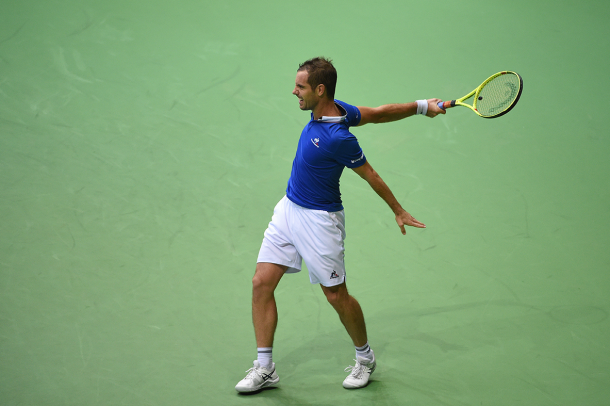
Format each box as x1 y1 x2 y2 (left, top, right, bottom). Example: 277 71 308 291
357 99 445 125
352 161 426 231
358 103 417 125
363 166 404 214
353 162 403 214
372 103 419 123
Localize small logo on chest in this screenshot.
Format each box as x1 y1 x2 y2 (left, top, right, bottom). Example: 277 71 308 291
311 138 320 148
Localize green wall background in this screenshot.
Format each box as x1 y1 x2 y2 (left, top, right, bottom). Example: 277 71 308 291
1 1 608 405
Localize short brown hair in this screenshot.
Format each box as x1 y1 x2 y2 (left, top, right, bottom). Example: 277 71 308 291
297 57 337 100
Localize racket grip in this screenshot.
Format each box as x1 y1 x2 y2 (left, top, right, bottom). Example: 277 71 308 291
437 101 449 110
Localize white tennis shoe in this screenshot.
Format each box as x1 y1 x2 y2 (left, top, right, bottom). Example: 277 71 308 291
235 361 279 393
342 355 376 389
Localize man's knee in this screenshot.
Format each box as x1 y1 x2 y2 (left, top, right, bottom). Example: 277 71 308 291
252 272 266 292
322 283 350 307
252 263 285 295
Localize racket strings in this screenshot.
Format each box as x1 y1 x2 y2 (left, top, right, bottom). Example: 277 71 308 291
475 73 521 117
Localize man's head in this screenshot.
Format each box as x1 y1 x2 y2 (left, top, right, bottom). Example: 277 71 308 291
296 57 337 101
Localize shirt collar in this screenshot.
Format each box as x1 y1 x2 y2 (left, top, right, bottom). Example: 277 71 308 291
313 102 347 123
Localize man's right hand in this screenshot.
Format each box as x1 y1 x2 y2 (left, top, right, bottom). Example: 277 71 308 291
426 98 446 118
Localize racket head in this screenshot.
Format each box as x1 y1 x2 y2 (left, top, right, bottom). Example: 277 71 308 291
473 71 523 118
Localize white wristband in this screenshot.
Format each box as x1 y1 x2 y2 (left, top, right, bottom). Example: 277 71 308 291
416 100 428 116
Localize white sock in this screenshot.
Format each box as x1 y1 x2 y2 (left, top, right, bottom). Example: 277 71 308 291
355 342 374 362
257 347 273 370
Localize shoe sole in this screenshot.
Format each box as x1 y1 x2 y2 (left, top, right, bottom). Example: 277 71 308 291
342 363 376 389
235 378 280 393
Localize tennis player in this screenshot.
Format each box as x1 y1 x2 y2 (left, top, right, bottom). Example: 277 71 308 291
235 57 445 392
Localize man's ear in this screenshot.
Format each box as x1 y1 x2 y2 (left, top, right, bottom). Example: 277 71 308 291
316 84 325 97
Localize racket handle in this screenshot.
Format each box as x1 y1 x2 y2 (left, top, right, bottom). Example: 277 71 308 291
437 100 455 110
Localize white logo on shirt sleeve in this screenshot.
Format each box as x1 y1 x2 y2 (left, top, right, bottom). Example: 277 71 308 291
351 153 364 163
311 138 320 148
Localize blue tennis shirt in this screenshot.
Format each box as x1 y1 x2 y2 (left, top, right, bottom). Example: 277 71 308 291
286 99 366 212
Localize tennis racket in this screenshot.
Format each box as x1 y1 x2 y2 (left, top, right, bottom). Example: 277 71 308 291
438 71 523 118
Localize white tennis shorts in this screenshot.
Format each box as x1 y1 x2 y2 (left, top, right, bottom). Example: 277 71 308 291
257 196 346 287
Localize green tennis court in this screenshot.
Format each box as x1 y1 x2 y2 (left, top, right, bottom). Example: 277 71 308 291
1 0 609 404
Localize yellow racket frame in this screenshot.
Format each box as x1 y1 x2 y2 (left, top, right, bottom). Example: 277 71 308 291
439 71 523 118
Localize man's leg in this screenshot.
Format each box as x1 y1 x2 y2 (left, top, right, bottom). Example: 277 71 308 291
320 282 367 347
321 282 376 389
252 262 287 347
235 262 286 393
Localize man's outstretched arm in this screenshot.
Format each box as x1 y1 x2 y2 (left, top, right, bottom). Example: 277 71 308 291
352 161 425 234
357 98 445 126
